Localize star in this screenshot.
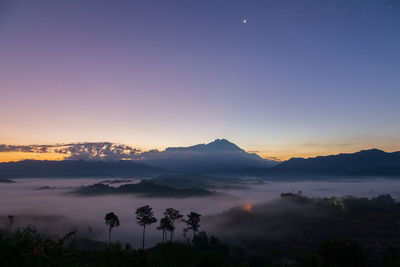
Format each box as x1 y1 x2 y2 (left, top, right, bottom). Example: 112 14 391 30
242 18 247 24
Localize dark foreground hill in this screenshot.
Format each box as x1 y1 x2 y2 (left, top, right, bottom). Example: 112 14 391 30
205 193 400 265
1 194 400 266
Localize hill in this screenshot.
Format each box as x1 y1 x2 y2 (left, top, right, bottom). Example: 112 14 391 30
238 149 400 177
73 180 219 198
0 160 164 178
206 193 400 265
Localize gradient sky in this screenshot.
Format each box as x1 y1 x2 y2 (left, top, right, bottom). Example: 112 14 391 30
0 0 399 161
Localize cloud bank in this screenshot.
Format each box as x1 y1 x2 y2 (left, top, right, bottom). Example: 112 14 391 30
0 143 143 161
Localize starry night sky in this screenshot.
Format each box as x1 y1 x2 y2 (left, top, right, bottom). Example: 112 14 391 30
0 0 399 160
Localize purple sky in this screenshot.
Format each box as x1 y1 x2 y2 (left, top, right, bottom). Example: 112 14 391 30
0 0 399 159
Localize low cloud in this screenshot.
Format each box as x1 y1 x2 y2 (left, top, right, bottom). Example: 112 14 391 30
0 144 56 153
0 143 143 161
62 143 142 161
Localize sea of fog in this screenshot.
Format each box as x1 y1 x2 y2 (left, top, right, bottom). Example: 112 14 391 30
1 177 400 248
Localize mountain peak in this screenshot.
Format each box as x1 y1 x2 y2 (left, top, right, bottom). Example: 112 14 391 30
151 138 275 171
205 139 243 152
165 139 244 153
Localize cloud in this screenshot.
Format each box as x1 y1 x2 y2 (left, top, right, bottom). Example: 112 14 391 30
300 143 353 148
0 144 53 153
64 143 142 161
262 156 281 161
0 143 143 161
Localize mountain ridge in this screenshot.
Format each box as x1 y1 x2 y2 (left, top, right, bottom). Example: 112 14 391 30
239 148 400 177
0 159 165 178
1 145 399 178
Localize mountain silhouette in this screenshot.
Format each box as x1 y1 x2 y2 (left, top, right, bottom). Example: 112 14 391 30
0 160 164 178
140 139 278 171
240 149 400 177
0 139 277 177
2 142 398 178
165 139 243 153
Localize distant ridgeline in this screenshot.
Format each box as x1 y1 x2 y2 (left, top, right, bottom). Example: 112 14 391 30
0 140 399 178
0 160 164 178
238 149 400 177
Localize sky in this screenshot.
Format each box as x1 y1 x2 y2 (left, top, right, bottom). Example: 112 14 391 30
0 0 399 161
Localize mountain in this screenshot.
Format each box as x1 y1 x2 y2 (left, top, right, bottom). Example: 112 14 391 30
239 149 400 177
0 160 164 178
164 139 243 153
1 147 399 178
140 139 278 171
0 139 277 177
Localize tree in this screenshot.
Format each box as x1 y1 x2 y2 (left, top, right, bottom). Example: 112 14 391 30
185 212 201 239
163 208 183 241
157 217 172 243
7 215 15 229
182 227 190 244
104 212 120 247
318 238 366 267
135 205 157 250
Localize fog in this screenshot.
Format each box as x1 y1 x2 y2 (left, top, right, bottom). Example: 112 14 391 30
1 177 400 248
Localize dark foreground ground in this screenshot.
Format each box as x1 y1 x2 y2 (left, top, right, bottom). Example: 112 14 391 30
1 194 400 266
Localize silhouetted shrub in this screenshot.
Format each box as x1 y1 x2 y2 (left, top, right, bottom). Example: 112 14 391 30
318 238 366 267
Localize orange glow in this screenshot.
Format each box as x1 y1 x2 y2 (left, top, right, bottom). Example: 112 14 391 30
258 144 400 161
0 152 67 163
0 142 399 163
242 204 253 213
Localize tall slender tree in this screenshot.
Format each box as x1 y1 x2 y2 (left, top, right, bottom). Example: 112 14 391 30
7 215 15 229
135 205 157 250
185 212 201 239
163 208 183 242
182 227 190 244
104 212 120 247
157 217 171 243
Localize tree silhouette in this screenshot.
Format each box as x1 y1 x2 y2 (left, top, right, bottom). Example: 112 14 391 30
7 215 15 229
318 238 366 266
182 227 190 244
163 208 183 241
104 212 120 247
135 205 157 250
157 217 172 243
185 212 201 239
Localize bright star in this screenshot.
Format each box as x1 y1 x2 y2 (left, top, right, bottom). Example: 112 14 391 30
242 18 247 24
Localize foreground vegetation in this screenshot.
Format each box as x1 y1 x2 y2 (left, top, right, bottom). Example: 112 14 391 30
1 227 400 266
1 194 400 266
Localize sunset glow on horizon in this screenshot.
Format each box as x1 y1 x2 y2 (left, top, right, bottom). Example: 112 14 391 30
1 0 399 162
1 140 400 163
